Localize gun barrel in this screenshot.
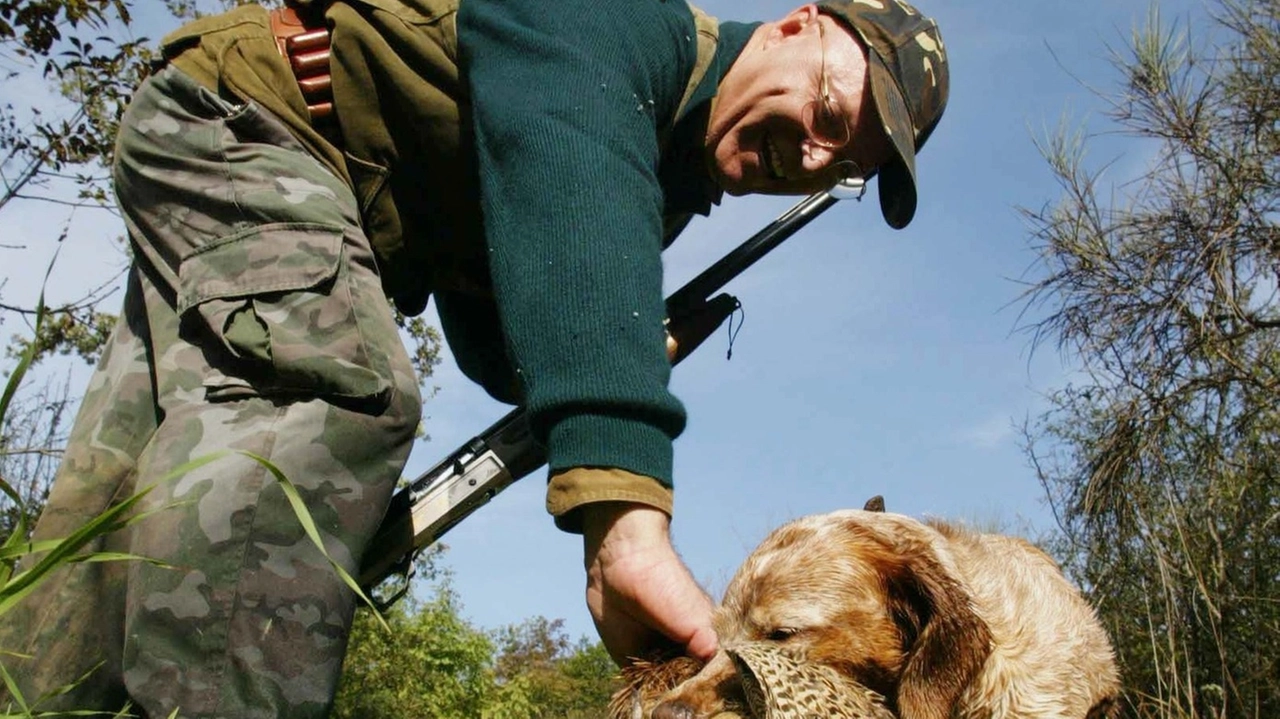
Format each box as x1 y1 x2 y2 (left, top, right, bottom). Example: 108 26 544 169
665 191 838 317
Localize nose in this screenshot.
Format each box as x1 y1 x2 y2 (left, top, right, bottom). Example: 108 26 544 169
652 700 698 719
801 138 841 172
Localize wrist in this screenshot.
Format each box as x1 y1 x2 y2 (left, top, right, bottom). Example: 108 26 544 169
582 502 673 568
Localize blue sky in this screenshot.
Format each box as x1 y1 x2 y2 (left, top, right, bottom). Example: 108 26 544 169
2 0 1207 645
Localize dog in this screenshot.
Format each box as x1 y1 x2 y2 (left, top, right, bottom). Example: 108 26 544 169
653 499 1120 719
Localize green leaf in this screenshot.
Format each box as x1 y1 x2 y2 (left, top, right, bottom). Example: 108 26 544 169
0 495 141 616
0 538 67 562
64 551 173 569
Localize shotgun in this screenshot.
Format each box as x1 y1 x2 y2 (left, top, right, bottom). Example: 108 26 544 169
359 179 866 601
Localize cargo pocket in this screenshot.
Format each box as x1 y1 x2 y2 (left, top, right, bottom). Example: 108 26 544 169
176 222 393 407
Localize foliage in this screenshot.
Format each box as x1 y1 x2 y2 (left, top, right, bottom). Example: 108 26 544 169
1020 0 1280 716
6 308 116 367
0 373 71 545
0 0 152 209
0 292 48 556
0 0 148 537
491 617 618 718
164 0 280 22
334 584 495 719
397 311 444 398
335 569 619 719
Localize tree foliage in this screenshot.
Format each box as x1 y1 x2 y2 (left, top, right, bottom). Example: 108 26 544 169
0 0 150 544
0 0 151 209
334 563 618 719
1021 1 1280 716
335 587 495 718
491 616 618 718
0 373 71 544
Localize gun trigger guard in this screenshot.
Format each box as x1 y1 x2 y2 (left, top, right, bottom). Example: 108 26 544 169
370 555 416 613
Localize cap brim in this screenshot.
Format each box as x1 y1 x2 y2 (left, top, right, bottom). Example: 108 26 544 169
867 53 918 230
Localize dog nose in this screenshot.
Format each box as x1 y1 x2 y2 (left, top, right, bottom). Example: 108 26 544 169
651 700 697 719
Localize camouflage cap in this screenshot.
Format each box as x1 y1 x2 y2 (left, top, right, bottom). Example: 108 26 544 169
818 0 949 229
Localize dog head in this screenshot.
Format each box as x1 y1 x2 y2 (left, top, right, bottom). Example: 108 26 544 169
654 510 992 719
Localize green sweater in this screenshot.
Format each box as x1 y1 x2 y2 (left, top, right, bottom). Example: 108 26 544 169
454 0 753 486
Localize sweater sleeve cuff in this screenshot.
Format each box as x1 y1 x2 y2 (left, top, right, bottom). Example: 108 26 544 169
545 412 676 486
546 467 674 534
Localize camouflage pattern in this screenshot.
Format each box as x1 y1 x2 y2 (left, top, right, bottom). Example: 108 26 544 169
0 64 421 718
819 0 950 229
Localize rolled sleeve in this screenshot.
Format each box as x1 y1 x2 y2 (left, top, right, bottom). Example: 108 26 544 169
546 466 674 534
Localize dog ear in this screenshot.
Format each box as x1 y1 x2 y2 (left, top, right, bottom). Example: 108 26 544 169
885 546 992 719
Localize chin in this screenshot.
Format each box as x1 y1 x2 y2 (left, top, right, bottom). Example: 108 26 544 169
709 165 747 196
709 144 757 196
715 166 765 197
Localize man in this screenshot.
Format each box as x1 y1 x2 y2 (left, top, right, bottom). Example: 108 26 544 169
1 0 947 716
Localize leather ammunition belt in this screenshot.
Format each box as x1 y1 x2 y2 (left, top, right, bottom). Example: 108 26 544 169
269 5 341 144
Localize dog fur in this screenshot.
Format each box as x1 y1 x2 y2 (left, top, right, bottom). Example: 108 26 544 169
653 507 1120 719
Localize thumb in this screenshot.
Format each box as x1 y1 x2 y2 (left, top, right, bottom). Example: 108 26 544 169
635 557 718 660
684 621 719 661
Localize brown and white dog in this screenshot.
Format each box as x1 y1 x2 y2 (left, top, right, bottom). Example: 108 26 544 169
654 501 1120 719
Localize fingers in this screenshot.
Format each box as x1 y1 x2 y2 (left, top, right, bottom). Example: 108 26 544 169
592 581 714 666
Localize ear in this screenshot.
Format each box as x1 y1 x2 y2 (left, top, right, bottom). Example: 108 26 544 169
886 545 992 719
771 4 822 42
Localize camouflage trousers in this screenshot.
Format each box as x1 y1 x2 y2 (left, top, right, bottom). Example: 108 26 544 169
0 65 421 718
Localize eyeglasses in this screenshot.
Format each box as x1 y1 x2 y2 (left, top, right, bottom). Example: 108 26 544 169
802 21 853 151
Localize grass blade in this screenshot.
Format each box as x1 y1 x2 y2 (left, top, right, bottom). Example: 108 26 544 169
0 660 32 716
239 451 390 632
0 492 147 616
0 293 44 443
0 453 225 616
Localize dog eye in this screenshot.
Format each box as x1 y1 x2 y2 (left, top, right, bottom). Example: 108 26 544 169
765 628 797 641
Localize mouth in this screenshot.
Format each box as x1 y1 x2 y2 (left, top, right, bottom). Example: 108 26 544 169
762 133 785 180
609 644 893 719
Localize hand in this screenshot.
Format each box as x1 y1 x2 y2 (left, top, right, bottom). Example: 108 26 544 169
581 502 718 666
